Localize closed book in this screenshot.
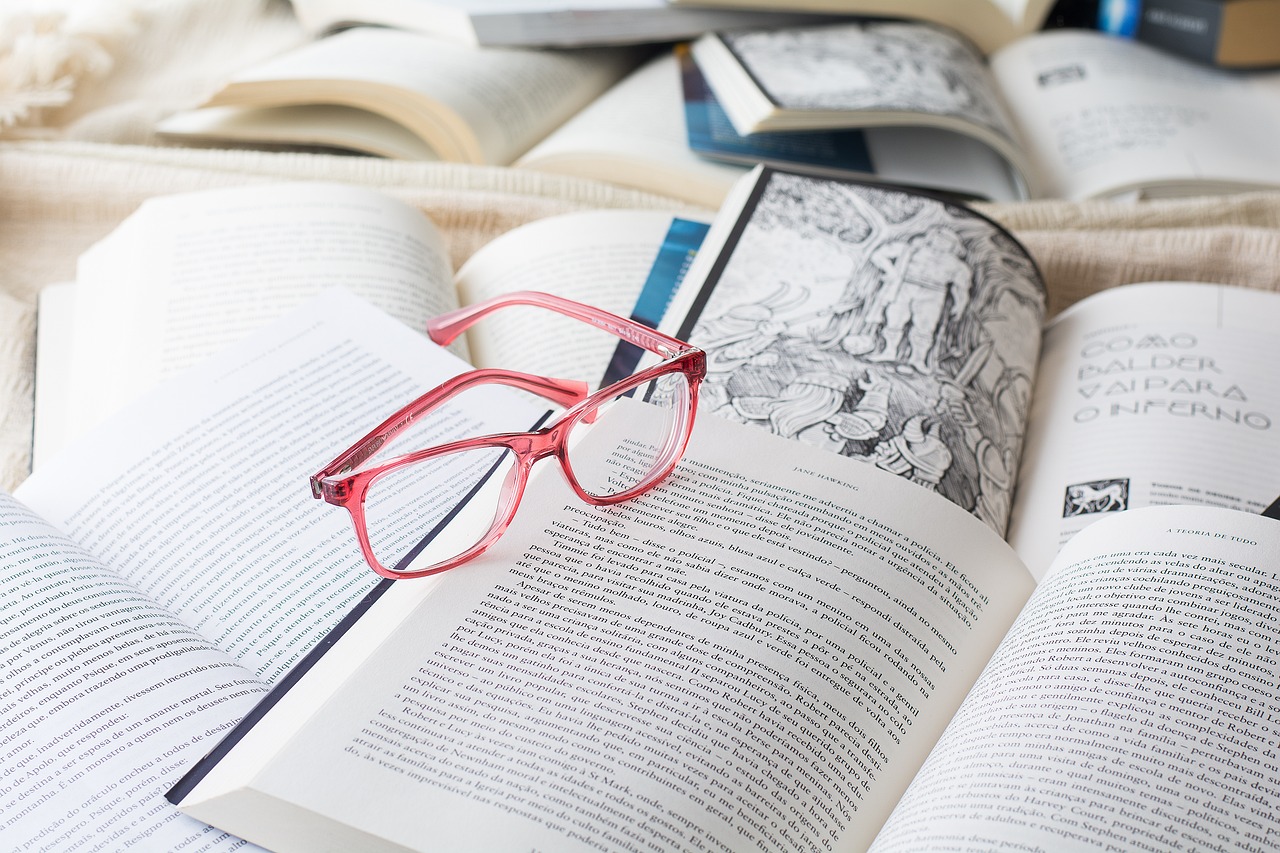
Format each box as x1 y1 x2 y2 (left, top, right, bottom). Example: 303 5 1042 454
1047 0 1280 67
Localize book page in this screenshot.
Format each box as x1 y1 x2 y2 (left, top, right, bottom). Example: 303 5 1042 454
515 50 747 208
1007 283 1280 577
991 30 1280 199
870 504 1280 852
210 27 641 164
663 168 1047 537
157 103 443 160
455 209 709 382
177 412 1034 853
61 182 456 454
0 493 267 851
31 282 75 470
18 289 544 683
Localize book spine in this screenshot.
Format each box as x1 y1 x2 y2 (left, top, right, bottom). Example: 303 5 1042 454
1130 0 1225 65
1045 0 1230 67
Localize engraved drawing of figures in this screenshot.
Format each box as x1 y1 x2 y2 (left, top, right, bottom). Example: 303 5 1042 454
675 169 1047 533
869 414 953 490
733 365 853 453
708 309 788 370
721 20 1015 140
937 380 1018 531
694 284 807 418
825 371 889 447
865 227 973 374
729 364 893 455
930 237 1041 534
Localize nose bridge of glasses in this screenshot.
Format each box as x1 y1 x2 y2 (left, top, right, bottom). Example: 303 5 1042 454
508 427 561 466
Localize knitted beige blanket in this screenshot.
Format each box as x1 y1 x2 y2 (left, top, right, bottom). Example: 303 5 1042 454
2 0 1279 492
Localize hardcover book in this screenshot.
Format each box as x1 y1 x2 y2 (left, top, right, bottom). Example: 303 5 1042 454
1047 0 1280 68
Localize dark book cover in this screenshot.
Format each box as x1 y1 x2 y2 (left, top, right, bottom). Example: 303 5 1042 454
1046 0 1280 68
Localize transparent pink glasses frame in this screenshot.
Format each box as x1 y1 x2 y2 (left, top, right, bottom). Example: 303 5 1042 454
311 291 706 580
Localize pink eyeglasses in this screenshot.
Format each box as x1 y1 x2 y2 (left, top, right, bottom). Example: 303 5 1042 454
311 291 706 579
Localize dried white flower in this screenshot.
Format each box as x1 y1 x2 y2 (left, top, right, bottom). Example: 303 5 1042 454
0 3 139 133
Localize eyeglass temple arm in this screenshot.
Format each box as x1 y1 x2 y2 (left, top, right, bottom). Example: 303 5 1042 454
427 290 696 359
311 368 588 495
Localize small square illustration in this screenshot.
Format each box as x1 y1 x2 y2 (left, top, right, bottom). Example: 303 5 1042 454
1063 478 1129 517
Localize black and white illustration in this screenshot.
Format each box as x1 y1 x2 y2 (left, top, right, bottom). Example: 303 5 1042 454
1062 478 1130 517
675 170 1046 535
721 21 1018 145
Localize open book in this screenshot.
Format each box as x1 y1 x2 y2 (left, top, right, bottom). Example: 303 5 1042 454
659 166 1280 566
12 174 1280 851
32 181 710 463
157 27 645 165
690 20 1280 200
675 45 1023 203
157 30 744 206
167 435 1280 852
156 33 1025 207
4 289 558 851
143 298 1280 851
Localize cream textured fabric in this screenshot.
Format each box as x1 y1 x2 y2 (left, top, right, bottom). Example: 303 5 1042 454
2 0 1279 492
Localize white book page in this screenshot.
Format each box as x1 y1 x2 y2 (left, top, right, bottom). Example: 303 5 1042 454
214 28 640 164
1007 283 1280 577
31 282 76 470
18 289 544 683
456 209 708 380
157 104 442 160
991 30 1280 200
64 182 454 452
0 494 267 851
516 51 745 208
181 413 1035 853
864 127 1027 202
871 505 1280 852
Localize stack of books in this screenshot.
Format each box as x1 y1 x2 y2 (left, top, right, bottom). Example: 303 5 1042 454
157 0 1280 205
12 3 1280 852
